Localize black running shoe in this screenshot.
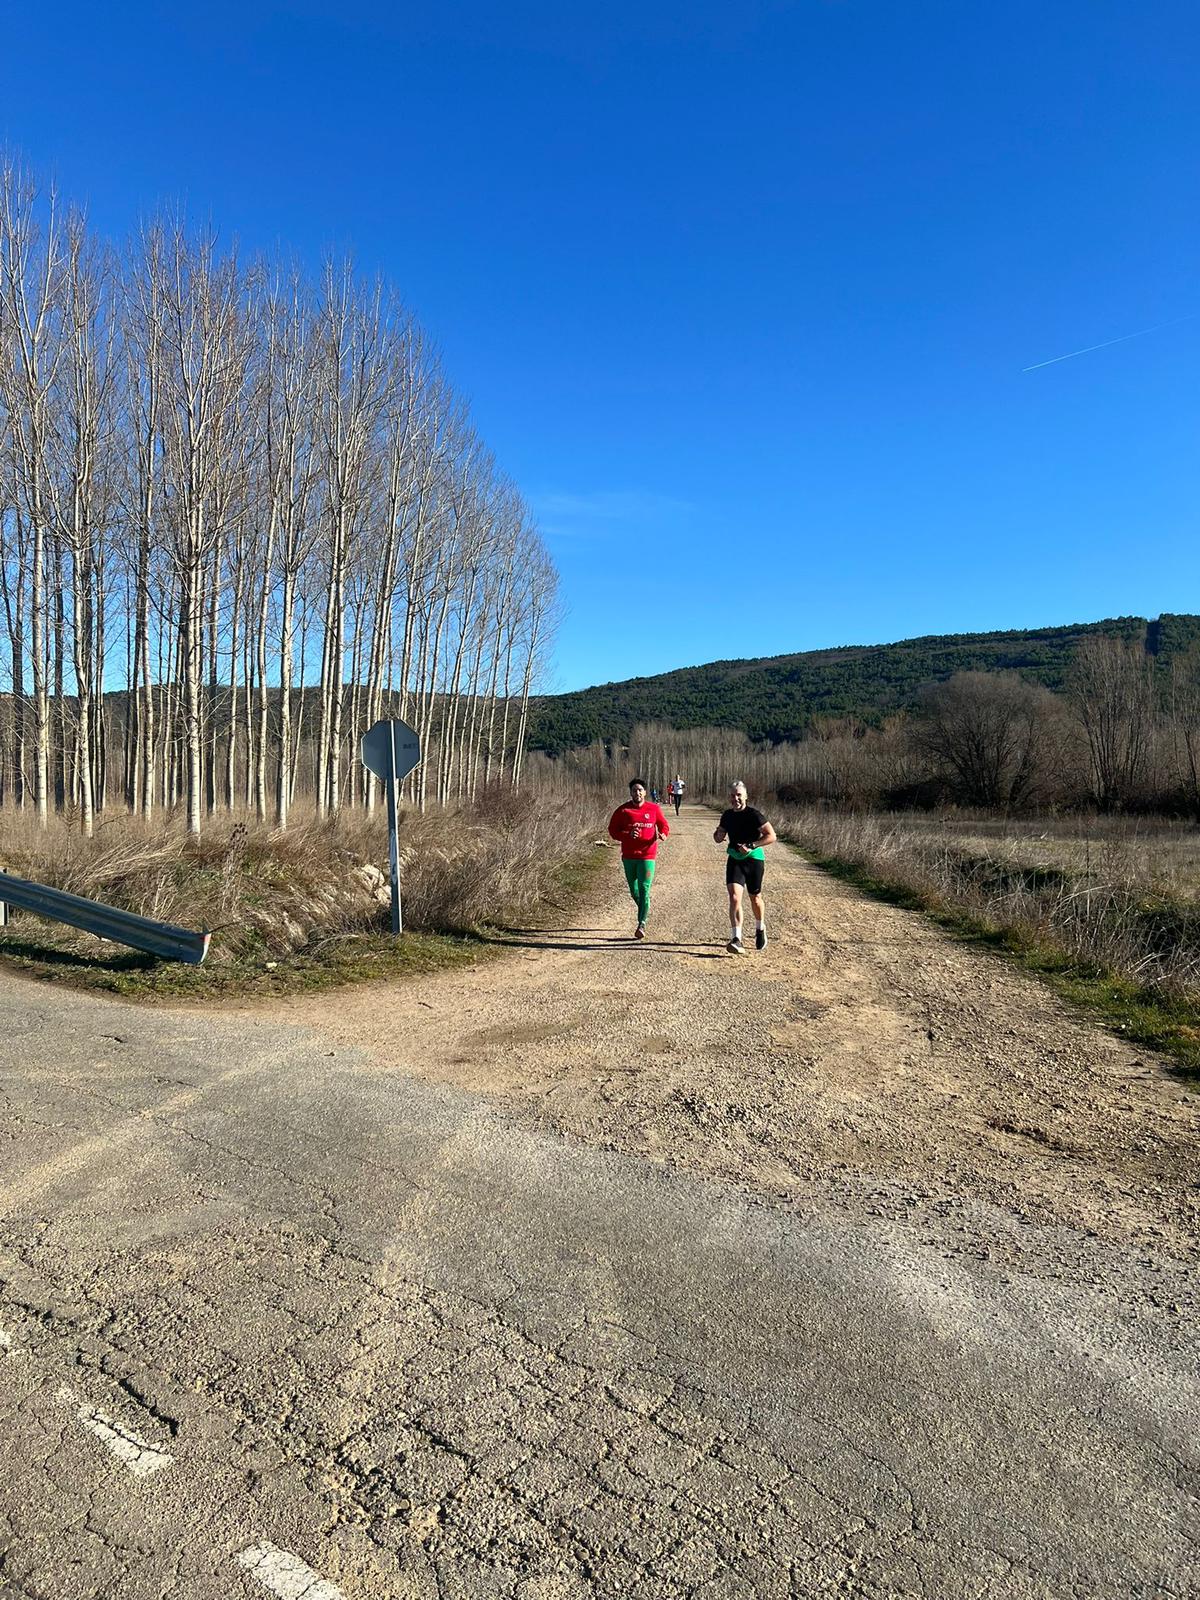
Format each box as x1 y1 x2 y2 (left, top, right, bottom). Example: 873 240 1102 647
755 928 767 951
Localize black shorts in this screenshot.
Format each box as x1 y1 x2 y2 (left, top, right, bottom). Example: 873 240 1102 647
726 855 765 894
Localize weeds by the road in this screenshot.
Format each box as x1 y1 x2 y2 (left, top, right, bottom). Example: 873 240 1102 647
776 806 1200 1077
0 789 606 999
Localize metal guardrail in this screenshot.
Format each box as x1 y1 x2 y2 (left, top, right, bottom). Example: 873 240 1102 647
0 870 210 965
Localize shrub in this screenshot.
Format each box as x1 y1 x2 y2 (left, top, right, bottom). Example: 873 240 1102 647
0 791 597 966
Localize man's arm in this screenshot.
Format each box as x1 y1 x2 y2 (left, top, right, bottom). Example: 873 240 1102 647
607 807 626 841
729 818 776 854
713 824 728 843
654 805 670 840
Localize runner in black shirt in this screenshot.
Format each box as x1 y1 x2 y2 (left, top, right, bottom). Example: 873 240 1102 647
713 780 776 954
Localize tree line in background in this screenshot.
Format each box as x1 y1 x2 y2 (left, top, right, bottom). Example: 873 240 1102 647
528 613 1200 753
0 156 557 837
550 636 1200 818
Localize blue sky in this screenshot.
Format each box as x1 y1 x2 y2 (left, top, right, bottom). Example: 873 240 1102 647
4 1 1197 691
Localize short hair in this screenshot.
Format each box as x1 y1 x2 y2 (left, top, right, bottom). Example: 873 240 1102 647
730 779 748 795
629 776 647 789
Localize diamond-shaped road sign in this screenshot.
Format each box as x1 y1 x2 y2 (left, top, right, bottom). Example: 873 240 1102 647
361 718 421 784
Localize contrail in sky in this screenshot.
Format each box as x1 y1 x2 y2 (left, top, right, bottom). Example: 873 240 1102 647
1022 312 1197 372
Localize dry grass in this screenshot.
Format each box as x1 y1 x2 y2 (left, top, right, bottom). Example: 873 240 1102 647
776 807 1200 1054
0 789 599 978
890 811 1200 900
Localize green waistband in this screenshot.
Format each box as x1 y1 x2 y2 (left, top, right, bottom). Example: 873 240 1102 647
727 846 765 861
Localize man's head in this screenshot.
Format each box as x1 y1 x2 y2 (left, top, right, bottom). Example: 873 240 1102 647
629 778 647 804
729 780 748 810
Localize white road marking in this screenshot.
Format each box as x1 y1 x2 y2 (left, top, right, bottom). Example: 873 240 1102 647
56 1385 173 1477
237 1542 347 1600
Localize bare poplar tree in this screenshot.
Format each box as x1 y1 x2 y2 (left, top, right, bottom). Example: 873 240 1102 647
313 262 391 814
1167 645 1200 817
45 210 114 836
0 160 68 826
153 226 251 836
1068 637 1156 811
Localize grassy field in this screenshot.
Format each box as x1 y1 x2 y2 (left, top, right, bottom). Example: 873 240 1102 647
893 812 1200 896
776 806 1200 1078
0 792 606 1001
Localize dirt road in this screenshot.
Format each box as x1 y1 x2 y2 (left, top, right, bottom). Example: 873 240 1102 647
314 805 1200 1273
0 805 1196 1599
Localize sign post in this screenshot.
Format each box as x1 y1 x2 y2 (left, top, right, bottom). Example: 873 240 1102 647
360 718 422 934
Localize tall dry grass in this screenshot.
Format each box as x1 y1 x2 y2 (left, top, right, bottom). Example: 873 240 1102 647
776 806 1200 1004
0 788 599 964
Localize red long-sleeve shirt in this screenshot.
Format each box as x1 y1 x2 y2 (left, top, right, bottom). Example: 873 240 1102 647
608 801 669 861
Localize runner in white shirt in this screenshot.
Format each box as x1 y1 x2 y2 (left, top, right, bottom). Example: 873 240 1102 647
668 774 685 817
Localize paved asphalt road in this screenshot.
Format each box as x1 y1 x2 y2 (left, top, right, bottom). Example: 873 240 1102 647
0 849 1197 1597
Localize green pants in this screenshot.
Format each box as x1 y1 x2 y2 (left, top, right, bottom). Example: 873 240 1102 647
622 858 656 923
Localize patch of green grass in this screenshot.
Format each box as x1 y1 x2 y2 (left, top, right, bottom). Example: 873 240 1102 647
794 845 1200 1081
517 840 612 924
0 926 492 1001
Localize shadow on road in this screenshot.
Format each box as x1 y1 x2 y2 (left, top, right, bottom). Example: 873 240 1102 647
0 935 156 973
480 931 727 959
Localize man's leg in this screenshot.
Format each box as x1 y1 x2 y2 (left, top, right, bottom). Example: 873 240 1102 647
637 860 656 926
623 859 640 908
748 860 767 948
727 881 744 949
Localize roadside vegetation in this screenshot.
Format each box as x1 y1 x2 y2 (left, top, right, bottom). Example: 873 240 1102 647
775 806 1200 1077
0 789 603 999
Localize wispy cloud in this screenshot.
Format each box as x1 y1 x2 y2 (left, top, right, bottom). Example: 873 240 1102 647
531 488 695 538
1022 312 1197 373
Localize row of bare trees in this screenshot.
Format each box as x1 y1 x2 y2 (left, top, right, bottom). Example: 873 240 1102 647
556 638 1200 817
0 158 557 836
915 638 1200 813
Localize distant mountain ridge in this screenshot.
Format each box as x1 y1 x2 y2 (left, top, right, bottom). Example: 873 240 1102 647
529 614 1200 753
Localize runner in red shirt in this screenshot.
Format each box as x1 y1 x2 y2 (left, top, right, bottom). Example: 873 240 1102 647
607 778 670 940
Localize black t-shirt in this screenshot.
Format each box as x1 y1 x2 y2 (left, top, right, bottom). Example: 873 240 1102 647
720 805 767 851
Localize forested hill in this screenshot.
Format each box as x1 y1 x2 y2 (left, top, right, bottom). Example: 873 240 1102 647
529 614 1200 753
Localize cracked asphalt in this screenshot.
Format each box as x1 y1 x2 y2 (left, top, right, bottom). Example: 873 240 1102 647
0 808 1197 1598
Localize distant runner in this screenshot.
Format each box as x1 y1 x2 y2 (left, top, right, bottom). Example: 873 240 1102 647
713 780 776 954
608 778 670 940
669 774 685 816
